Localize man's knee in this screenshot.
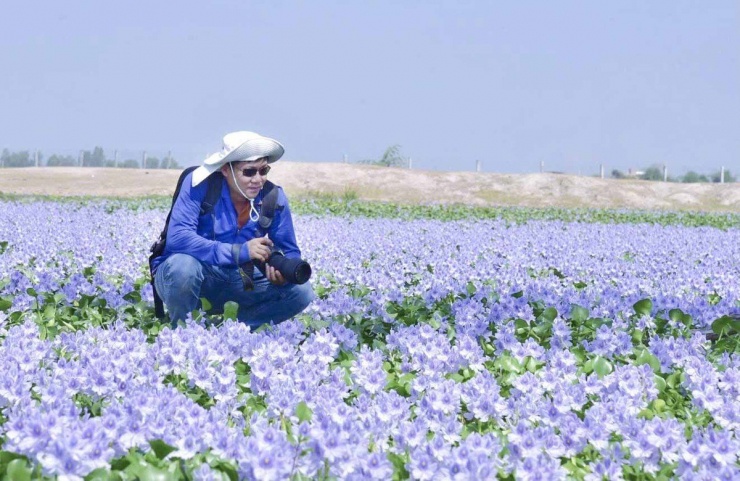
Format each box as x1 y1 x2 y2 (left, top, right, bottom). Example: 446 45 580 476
289 282 315 313
162 254 202 280
156 254 204 298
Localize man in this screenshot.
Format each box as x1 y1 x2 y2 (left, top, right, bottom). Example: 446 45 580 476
151 131 314 328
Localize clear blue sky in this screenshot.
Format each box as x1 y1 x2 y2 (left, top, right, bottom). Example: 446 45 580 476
1 1 738 175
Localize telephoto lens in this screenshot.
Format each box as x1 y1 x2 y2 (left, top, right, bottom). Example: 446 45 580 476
267 251 312 284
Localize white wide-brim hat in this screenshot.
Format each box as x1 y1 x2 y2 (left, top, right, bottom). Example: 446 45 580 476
191 131 285 186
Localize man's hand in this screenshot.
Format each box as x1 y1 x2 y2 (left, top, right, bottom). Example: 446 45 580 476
247 235 273 263
266 264 287 286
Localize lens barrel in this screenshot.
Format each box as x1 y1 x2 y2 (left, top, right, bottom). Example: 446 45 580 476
266 251 312 284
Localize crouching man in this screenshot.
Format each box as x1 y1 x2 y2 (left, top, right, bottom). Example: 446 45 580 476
150 131 314 328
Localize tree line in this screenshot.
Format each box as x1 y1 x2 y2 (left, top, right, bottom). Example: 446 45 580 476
611 164 735 183
0 147 180 169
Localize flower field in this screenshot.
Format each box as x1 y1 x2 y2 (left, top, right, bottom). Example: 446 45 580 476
0 198 739 480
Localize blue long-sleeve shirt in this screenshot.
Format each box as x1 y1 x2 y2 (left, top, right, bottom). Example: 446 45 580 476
151 172 301 271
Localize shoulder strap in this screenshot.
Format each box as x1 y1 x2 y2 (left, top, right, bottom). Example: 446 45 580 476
201 172 224 215
258 180 282 230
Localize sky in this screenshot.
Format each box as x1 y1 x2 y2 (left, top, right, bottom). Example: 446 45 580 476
1 1 738 176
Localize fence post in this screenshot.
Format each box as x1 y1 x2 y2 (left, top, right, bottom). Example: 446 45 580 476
408 157 413 169
34 150 39 167
142 151 146 169
114 150 118 168
721 166 725 184
540 160 544 173
663 164 668 182
600 164 604 179
476 159 481 172
78 150 83 167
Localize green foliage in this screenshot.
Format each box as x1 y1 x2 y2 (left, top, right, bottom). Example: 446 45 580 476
122 159 140 169
641 165 665 181
360 144 407 167
0 149 33 168
682 171 709 183
46 154 77 166
711 169 735 183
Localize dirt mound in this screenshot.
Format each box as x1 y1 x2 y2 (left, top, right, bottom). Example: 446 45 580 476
1 164 738 212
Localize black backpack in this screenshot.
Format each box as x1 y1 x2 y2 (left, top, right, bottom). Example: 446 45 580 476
148 166 282 319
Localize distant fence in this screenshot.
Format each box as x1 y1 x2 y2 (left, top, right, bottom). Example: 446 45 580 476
3 148 737 183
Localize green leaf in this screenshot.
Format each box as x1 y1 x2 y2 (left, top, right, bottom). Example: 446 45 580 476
0 240 8 254
200 297 212 311
525 357 541 373
711 316 738 336
651 398 667 413
634 348 662 373
633 298 653 317
654 375 667 393
593 357 613 377
223 301 238 321
6 459 32 481
85 467 122 481
539 307 558 322
0 298 11 311
295 401 313 423
0 451 24 464
388 452 410 480
149 439 177 460
496 355 523 374
570 305 589 323
134 464 173 481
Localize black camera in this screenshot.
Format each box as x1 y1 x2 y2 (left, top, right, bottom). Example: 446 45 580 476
234 245 312 291
256 248 312 285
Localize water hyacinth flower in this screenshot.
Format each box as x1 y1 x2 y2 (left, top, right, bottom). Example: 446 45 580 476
1 200 740 478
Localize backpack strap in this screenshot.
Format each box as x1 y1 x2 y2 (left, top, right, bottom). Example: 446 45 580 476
258 180 282 230
201 172 224 216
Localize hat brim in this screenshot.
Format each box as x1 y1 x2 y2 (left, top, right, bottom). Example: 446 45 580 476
192 137 284 186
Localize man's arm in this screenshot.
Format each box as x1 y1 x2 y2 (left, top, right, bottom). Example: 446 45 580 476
269 188 301 259
165 174 236 265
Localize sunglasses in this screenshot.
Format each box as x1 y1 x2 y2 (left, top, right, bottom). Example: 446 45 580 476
241 165 271 177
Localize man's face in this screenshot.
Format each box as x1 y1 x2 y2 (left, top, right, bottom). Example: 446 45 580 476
222 157 270 199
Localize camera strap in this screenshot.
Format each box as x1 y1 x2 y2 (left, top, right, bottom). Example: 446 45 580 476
231 244 255 291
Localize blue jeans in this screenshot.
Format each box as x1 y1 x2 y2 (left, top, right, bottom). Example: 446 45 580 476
154 253 315 329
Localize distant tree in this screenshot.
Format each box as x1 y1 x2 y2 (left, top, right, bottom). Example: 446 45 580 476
710 170 736 183
46 154 77 166
0 149 8 167
3 150 33 167
360 144 407 167
122 159 139 169
87 146 106 167
145 156 160 169
167 159 180 169
682 171 708 183
611 169 626 179
641 165 664 181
